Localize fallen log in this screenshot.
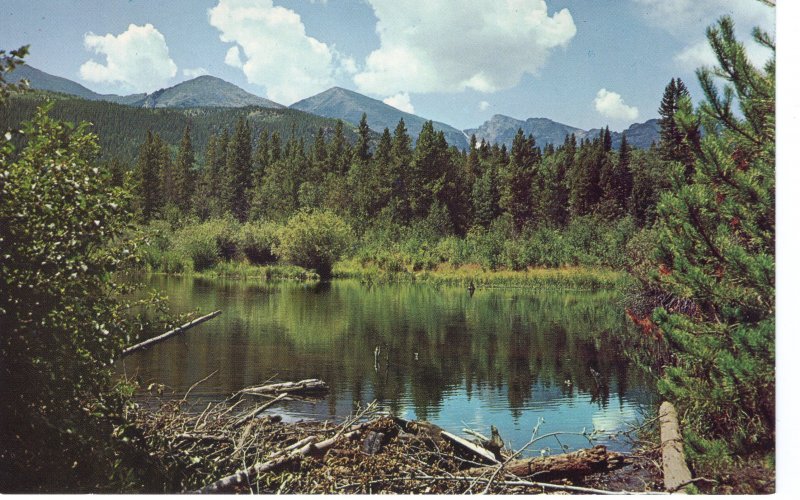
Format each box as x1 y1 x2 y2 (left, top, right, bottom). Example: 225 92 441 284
441 430 500 465
233 393 288 428
120 310 222 357
195 421 368 493
659 401 692 493
240 378 329 396
393 417 499 465
465 445 626 482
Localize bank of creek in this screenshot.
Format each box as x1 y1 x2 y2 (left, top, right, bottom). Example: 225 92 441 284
116 275 666 493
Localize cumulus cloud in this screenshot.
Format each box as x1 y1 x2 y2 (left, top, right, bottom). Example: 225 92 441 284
354 0 576 96
80 23 177 92
594 88 639 121
632 0 774 71
383 92 414 113
208 0 342 104
224 46 243 68
183 67 209 78
631 0 774 38
674 37 773 71
478 100 490 111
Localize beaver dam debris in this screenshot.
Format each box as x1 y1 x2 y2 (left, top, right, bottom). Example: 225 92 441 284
132 378 665 494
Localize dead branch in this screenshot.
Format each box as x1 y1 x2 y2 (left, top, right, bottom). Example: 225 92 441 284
121 310 222 357
465 445 627 482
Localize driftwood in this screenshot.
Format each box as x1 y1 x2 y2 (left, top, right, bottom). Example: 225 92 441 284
196 422 368 493
394 417 499 465
240 378 329 396
659 401 692 493
121 310 222 357
232 392 288 428
465 445 626 482
441 430 500 464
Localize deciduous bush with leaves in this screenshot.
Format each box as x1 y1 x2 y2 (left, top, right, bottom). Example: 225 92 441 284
0 95 163 490
277 209 354 278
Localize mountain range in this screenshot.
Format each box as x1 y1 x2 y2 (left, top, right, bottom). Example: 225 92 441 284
291 87 469 150
7 65 660 151
466 114 660 151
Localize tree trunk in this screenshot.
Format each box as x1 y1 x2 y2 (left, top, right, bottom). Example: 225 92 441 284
465 445 626 482
659 401 692 493
120 310 222 357
240 378 329 396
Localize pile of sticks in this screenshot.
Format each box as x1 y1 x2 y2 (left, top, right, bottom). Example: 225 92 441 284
131 378 660 494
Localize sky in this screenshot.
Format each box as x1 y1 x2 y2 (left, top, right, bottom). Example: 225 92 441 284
0 0 775 132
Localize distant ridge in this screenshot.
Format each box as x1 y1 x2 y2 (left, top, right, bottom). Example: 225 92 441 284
6 65 282 109
138 75 283 109
290 87 469 150
6 65 145 105
465 114 660 150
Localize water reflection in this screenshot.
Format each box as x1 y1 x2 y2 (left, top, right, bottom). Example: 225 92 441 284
118 276 655 454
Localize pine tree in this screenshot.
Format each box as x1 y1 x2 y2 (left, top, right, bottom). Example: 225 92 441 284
389 118 413 223
471 164 500 228
598 133 633 219
567 137 603 217
155 134 175 211
254 128 272 184
648 15 775 460
327 120 349 175
408 121 448 222
134 130 161 221
355 113 371 164
658 77 696 170
224 117 253 222
499 129 538 232
175 125 194 212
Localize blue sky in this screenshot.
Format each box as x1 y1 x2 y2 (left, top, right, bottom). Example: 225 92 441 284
0 0 774 131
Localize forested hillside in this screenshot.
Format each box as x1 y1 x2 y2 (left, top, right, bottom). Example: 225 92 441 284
0 92 360 163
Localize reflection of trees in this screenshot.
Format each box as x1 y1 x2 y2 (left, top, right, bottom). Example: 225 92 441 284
125 277 652 418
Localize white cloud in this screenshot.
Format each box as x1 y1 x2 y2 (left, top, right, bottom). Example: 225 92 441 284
594 88 639 121
208 0 344 104
632 0 774 72
478 100 490 111
354 0 576 96
631 0 774 38
383 92 414 113
183 67 209 78
80 23 177 92
224 46 243 68
674 37 773 71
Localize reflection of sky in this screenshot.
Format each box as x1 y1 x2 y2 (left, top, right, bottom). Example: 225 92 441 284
268 380 649 456
122 277 656 456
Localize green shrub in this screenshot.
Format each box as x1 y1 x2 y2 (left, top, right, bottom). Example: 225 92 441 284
237 221 280 264
174 218 240 271
277 209 354 278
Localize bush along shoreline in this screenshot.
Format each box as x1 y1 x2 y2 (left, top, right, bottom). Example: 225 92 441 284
135 211 631 290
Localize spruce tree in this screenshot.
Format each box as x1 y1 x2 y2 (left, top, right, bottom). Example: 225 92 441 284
327 120 349 175
658 77 696 170
355 113 371 163
253 128 272 184
175 125 194 213
224 117 253 222
389 118 413 223
499 129 538 232
134 130 160 221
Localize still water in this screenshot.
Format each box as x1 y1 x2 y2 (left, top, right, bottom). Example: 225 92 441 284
119 276 656 454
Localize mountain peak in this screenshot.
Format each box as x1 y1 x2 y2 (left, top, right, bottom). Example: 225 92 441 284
465 114 659 150
139 77 283 109
8 64 284 110
291 87 469 149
